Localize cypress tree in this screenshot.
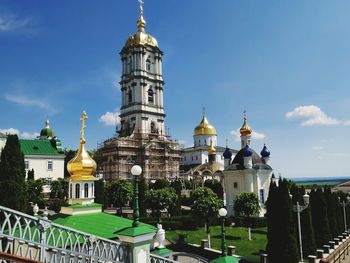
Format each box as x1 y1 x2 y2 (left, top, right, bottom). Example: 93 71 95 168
267 178 298 263
310 188 331 247
299 186 316 256
335 193 345 234
324 186 338 238
27 168 35 181
0 134 27 212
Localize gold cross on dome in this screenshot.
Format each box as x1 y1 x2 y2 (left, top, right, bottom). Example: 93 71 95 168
243 110 247 119
80 111 88 140
138 0 144 14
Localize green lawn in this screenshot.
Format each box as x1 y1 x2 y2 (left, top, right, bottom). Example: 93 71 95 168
166 226 267 263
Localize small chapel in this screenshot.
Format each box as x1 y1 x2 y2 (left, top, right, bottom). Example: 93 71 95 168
223 116 273 216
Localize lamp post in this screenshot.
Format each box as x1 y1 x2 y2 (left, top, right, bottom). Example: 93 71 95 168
131 165 142 227
292 193 310 262
339 196 350 232
219 207 227 257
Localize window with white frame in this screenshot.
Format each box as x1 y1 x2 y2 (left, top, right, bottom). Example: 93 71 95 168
47 161 53 171
25 161 29 169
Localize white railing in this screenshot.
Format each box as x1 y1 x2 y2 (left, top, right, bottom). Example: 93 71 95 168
149 254 179 263
0 205 128 263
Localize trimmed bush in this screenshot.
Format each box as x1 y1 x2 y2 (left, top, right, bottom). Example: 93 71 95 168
234 216 267 228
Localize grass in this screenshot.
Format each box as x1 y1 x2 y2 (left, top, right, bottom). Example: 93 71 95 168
166 226 267 263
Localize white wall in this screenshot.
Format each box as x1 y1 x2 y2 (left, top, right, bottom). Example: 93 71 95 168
25 155 65 192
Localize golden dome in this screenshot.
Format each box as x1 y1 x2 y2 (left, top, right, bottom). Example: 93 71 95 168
208 140 216 155
194 116 217 136
124 1 158 48
67 111 96 182
240 117 252 137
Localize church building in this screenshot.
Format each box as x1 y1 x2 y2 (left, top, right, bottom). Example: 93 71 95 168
101 2 181 181
223 116 273 216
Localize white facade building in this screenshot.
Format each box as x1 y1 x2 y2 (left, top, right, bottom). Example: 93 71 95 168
223 117 273 216
20 120 65 193
181 115 237 172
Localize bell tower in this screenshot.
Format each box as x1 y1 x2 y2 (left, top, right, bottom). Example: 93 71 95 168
119 0 165 137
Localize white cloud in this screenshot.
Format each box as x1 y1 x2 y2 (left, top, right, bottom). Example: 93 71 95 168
0 14 32 32
230 129 266 141
99 112 120 126
285 105 350 126
5 94 50 109
312 146 324 151
0 128 39 139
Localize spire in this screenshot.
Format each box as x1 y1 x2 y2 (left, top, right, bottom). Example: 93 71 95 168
240 111 252 137
67 111 96 182
137 0 146 31
45 119 50 128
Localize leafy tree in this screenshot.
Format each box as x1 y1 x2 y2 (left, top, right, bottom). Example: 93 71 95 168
170 179 182 216
27 179 46 208
94 179 106 208
50 178 68 199
234 192 260 240
107 180 133 215
192 186 223 248
204 179 223 199
145 187 178 222
310 188 331 247
150 178 170 190
0 134 27 212
138 177 148 217
27 169 35 181
266 178 298 263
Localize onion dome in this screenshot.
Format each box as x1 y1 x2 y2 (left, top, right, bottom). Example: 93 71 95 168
223 146 232 159
124 1 158 48
208 140 216 155
40 119 54 138
194 116 217 136
240 117 252 137
260 144 270 158
67 111 96 182
243 145 253 157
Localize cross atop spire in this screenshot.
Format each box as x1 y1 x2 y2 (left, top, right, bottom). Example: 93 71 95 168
243 110 247 119
202 106 206 117
139 0 144 16
80 111 88 143
137 0 146 30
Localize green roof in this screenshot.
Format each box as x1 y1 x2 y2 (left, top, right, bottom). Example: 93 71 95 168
20 139 63 156
210 256 241 263
51 212 156 239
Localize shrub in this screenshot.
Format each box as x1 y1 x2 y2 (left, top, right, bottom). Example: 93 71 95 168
234 216 267 228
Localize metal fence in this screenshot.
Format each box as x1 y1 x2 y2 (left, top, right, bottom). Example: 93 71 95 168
326 237 350 263
0 205 128 263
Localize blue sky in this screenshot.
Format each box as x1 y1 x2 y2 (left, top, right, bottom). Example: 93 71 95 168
1 0 350 178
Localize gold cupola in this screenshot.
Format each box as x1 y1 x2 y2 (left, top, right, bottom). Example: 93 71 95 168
67 111 96 182
208 140 216 155
194 116 217 136
240 116 252 137
124 0 158 48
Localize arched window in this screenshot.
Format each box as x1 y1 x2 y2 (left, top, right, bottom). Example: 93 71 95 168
148 89 154 104
146 59 151 71
75 184 80 199
69 184 72 198
84 183 89 198
128 90 132 104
